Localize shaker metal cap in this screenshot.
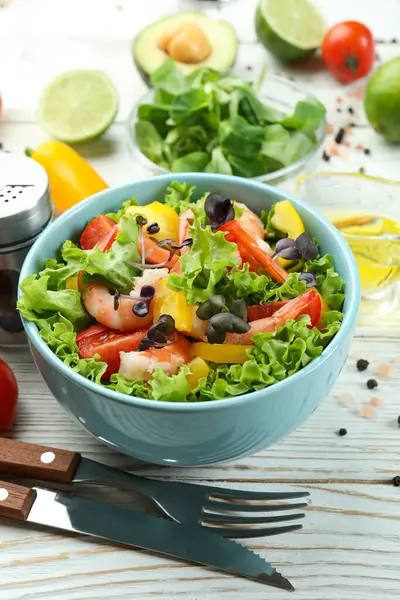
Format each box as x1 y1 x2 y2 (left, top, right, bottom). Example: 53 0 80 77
0 152 53 248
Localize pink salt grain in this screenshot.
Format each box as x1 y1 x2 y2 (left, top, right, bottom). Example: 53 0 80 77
360 404 376 419
370 396 383 407
377 363 390 378
340 392 357 408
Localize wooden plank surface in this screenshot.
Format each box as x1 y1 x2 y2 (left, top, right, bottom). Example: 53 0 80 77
1 0 400 598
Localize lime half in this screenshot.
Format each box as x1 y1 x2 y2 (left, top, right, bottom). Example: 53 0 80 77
255 0 326 62
37 70 119 143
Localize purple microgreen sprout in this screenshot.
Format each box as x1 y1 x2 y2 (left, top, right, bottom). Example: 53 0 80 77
274 246 302 261
137 314 176 351
205 193 235 228
298 272 317 288
140 285 156 299
133 300 149 317
136 215 148 267
295 232 318 261
147 222 160 235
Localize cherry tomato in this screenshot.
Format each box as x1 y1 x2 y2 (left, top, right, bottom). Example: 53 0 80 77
0 359 18 430
76 325 147 379
247 292 322 328
322 21 375 83
80 215 115 250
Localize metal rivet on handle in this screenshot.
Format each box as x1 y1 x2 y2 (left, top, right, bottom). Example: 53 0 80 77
40 451 56 464
0 488 9 501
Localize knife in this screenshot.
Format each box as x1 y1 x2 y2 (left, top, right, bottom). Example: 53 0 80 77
0 480 294 591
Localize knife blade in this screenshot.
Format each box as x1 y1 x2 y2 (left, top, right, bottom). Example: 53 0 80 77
0 480 293 591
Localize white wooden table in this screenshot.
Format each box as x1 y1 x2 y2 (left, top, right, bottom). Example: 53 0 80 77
1 1 400 598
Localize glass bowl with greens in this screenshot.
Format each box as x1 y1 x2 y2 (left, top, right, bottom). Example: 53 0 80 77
127 60 327 187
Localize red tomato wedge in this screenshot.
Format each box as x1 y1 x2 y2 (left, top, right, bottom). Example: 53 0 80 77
80 215 115 250
219 221 288 283
0 359 18 430
247 292 322 328
76 325 147 379
95 224 119 252
247 301 287 321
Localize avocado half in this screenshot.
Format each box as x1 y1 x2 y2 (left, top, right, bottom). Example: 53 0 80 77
133 12 238 84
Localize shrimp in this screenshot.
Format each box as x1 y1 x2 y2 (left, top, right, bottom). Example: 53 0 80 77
137 236 178 270
235 202 273 256
82 283 153 331
119 334 192 381
225 290 319 345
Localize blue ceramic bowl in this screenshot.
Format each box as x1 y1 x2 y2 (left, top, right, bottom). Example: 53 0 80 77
19 174 360 466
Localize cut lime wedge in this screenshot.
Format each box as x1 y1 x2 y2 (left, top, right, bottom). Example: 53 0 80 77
37 70 119 143
255 0 327 62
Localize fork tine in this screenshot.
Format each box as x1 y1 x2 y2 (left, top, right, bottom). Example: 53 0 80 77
209 489 310 501
202 512 305 526
205 500 309 513
203 523 303 539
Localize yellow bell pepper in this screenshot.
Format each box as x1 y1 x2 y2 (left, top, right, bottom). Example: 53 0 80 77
153 278 193 333
271 199 305 268
126 201 179 242
66 275 79 291
186 357 210 390
191 343 252 364
26 141 108 214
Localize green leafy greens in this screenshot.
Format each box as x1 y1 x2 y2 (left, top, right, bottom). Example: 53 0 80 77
135 59 326 178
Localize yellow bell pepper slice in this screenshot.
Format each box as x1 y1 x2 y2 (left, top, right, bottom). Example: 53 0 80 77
66 275 79 291
186 357 210 390
153 278 193 333
191 343 252 364
271 199 306 269
125 201 179 242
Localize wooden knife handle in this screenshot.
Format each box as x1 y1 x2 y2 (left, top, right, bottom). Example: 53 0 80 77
0 480 37 521
0 438 81 483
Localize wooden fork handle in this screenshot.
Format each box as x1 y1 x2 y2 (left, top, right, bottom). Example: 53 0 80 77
0 480 37 521
0 438 81 483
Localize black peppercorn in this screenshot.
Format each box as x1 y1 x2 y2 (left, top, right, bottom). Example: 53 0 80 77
359 167 365 174
393 476 400 487
334 127 345 144
356 359 369 372
348 107 354 115
397 415 400 426
322 151 331 162
364 148 371 155
367 378 378 390
338 428 347 437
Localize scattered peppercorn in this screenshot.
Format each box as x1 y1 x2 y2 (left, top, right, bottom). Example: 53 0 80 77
391 38 398 44
397 415 400 426
322 151 331 162
0 142 3 150
336 107 342 113
334 127 345 144
246 65 253 71
367 378 378 390
357 358 369 371
348 107 354 114
338 428 347 437
393 476 400 487
359 167 365 174
364 148 371 155
349 122 357 127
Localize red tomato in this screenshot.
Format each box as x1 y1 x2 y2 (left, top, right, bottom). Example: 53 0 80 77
247 301 287 321
80 215 115 250
0 359 18 430
322 21 375 83
95 224 119 252
247 292 322 328
76 325 147 379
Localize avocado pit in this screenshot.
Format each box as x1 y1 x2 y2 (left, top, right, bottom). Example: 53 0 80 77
158 22 211 64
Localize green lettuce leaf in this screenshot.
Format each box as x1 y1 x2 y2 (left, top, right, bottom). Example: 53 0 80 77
306 254 345 310
196 314 342 400
163 181 195 214
168 219 240 305
171 151 210 173
106 197 139 223
150 365 192 402
107 373 152 398
17 275 90 330
61 215 140 293
134 121 164 164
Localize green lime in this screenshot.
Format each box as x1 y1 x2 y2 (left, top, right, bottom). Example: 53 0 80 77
365 58 400 143
255 0 326 62
37 70 119 143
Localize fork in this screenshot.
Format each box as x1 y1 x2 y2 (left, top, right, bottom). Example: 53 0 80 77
0 438 309 538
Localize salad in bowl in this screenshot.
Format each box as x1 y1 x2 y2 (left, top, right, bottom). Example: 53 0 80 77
18 181 345 403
